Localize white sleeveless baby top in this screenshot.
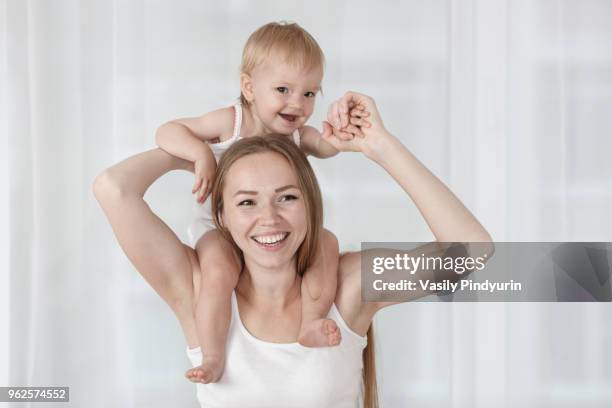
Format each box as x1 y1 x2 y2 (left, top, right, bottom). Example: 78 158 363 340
187 102 301 246
186 291 367 408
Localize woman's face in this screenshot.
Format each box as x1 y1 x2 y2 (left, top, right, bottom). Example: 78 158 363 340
221 151 307 271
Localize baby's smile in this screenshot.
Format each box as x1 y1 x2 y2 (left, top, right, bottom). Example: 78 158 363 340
279 113 298 123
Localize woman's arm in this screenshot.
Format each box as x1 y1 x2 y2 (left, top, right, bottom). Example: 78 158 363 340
92 149 200 344
324 91 491 243
328 92 493 330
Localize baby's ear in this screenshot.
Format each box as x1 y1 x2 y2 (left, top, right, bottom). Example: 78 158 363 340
240 73 254 103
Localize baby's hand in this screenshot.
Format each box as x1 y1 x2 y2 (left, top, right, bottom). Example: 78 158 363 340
193 155 216 203
327 98 371 140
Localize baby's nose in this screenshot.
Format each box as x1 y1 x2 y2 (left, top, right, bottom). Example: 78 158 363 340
288 94 304 109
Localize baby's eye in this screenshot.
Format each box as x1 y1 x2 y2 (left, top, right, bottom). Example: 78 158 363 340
279 194 298 202
276 87 289 94
238 199 255 206
304 91 316 98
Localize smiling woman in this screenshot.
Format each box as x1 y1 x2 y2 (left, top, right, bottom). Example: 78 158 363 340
210 134 322 276
221 153 309 267
93 92 492 408
184 135 371 407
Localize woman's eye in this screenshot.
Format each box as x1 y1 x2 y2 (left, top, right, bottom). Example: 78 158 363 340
276 87 289 94
238 199 255 206
304 91 316 98
279 194 298 202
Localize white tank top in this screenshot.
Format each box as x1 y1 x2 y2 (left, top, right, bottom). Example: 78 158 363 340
186 291 367 408
208 101 301 161
187 102 301 246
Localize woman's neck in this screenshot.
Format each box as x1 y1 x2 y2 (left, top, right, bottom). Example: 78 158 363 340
236 259 302 310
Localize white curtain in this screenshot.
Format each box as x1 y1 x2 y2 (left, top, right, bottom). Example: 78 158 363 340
2 0 611 407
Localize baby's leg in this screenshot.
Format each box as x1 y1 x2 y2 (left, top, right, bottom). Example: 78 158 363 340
185 230 241 384
298 229 342 347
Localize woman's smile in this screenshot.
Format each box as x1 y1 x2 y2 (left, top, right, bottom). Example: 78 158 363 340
251 232 290 250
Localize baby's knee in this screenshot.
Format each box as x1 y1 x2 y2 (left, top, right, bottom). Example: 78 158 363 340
197 230 234 260
197 229 225 249
320 228 339 253
196 230 240 287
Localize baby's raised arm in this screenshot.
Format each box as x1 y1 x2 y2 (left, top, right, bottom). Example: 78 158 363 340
299 126 339 158
156 107 234 202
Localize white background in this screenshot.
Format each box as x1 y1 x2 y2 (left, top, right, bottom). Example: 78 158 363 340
2 0 612 407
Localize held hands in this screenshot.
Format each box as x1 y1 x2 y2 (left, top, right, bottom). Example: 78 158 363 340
192 150 216 203
327 98 371 140
321 91 390 158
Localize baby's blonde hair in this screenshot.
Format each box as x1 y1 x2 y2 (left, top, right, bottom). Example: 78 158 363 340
240 21 325 105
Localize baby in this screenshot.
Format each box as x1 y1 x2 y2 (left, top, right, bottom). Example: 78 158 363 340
155 21 368 383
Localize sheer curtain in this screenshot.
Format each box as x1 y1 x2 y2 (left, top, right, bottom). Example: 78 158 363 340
2 0 611 407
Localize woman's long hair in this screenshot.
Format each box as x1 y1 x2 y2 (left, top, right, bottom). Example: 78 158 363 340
364 327 378 408
210 134 378 407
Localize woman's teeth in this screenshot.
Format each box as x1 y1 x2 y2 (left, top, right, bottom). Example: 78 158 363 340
253 233 289 245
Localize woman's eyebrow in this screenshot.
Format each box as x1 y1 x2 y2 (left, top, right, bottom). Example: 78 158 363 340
275 184 299 193
233 190 257 197
233 185 298 197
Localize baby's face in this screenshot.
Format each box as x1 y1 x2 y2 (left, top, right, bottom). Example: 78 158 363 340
248 53 322 134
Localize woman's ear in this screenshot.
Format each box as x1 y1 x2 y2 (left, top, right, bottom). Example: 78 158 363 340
240 73 254 103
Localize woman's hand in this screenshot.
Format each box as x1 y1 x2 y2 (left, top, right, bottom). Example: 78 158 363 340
192 148 216 203
322 91 396 160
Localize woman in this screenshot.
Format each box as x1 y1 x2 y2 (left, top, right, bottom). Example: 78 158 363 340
93 92 492 407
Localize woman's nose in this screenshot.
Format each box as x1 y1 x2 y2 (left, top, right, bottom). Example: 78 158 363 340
258 204 281 225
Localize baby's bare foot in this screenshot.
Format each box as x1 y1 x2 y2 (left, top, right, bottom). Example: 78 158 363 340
298 318 342 348
185 355 225 384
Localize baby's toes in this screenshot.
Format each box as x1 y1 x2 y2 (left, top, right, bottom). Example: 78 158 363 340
185 368 198 382
323 319 338 334
324 320 342 346
196 368 209 382
329 329 342 346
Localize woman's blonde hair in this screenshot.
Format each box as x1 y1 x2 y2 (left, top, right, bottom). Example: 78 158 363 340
239 21 325 106
209 135 378 408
